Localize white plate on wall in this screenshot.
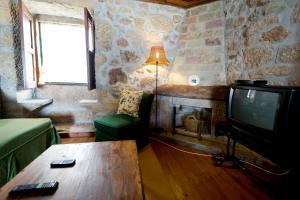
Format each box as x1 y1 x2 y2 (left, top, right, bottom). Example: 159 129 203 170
188 75 200 86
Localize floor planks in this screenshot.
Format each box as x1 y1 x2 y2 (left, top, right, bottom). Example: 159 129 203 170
149 139 274 200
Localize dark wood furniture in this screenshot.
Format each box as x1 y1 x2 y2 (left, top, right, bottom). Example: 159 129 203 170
157 84 229 101
0 141 143 200
140 0 217 8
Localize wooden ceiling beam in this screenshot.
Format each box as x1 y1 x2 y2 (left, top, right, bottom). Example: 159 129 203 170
140 0 217 9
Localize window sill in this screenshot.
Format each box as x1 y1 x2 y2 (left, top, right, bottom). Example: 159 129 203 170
42 82 88 86
79 99 98 104
79 99 99 109
18 98 53 111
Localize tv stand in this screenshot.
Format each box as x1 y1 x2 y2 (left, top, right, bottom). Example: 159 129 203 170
212 121 235 165
213 127 292 187
213 134 238 166
212 134 270 185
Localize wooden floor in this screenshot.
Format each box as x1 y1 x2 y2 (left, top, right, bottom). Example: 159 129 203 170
150 139 276 200
60 137 288 200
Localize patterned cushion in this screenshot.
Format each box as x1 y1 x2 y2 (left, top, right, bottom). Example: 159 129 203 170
117 89 143 117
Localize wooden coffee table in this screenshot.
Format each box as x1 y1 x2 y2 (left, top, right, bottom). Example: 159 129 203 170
0 141 144 199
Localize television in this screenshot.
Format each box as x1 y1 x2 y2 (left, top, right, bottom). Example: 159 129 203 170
227 84 300 168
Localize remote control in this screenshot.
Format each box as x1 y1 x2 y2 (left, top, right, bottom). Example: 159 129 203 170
50 159 76 168
9 181 59 195
253 80 268 85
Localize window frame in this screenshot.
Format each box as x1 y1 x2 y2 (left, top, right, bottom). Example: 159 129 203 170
84 8 96 90
18 1 96 89
19 0 37 88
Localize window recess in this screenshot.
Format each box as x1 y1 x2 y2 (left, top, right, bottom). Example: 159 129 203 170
19 0 96 90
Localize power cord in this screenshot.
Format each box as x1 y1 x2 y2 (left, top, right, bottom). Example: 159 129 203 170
238 159 290 176
150 137 213 157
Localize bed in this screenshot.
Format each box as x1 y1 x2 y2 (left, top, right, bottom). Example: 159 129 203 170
0 118 60 187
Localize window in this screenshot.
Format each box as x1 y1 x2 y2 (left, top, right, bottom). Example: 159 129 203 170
39 22 87 84
19 0 37 88
19 0 96 90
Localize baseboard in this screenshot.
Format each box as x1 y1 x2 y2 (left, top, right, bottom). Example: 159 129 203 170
59 131 95 138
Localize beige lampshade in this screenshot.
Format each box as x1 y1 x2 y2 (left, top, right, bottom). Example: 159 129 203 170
145 46 169 65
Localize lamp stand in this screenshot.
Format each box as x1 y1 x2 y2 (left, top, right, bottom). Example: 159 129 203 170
155 60 158 129
153 61 163 133
145 46 169 134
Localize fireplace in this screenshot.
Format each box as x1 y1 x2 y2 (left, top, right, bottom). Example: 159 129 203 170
173 105 212 139
154 85 228 140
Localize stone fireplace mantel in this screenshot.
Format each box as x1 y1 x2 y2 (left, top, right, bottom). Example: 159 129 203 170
156 84 229 101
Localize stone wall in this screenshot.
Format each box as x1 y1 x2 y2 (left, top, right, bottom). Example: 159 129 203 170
0 0 186 124
0 0 25 117
2 0 300 126
225 0 300 85
93 0 185 99
168 1 227 86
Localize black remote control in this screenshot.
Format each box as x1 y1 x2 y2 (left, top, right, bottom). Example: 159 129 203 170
50 159 76 168
9 181 59 195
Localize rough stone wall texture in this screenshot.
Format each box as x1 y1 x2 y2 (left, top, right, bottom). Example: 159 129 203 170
0 0 25 117
0 0 185 124
90 0 185 125
93 0 185 97
168 1 227 86
2 0 300 126
225 0 300 85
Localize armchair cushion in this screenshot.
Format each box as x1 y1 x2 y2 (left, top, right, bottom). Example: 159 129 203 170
94 114 141 141
117 89 143 117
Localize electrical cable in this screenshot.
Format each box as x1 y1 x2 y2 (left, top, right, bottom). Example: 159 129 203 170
238 159 290 176
150 137 214 157
150 137 290 176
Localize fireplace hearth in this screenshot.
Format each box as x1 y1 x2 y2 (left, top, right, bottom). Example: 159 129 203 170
173 105 212 139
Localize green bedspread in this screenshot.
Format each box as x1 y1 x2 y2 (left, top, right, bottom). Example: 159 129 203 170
0 118 60 187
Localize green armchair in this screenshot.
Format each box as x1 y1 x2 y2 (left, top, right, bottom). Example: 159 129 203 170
94 92 154 148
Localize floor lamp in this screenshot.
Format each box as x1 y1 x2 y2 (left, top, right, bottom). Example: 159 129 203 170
145 46 169 132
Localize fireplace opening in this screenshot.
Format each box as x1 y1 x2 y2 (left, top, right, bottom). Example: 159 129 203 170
173 105 212 139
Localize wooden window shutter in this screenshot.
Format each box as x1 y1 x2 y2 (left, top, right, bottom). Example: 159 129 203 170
84 8 96 90
19 0 37 88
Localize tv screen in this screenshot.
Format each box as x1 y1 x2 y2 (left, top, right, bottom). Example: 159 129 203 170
231 89 281 131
